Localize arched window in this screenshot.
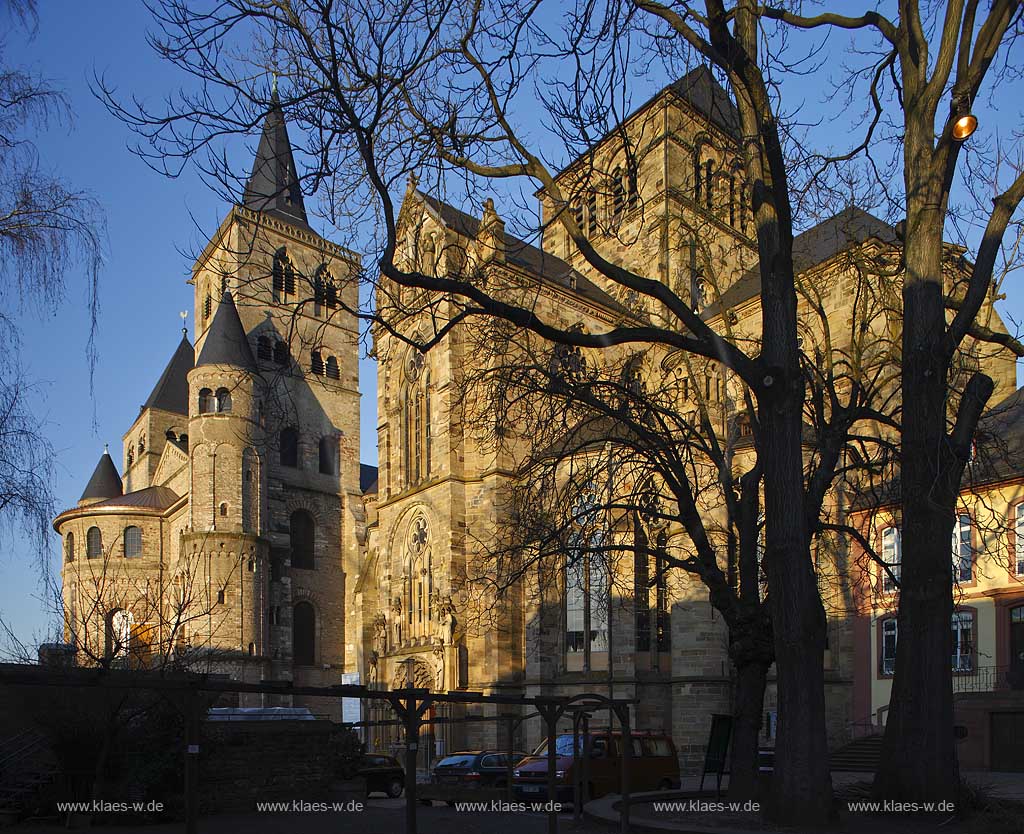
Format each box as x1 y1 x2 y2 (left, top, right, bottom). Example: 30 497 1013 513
325 281 338 309
204 294 212 321
610 167 624 227
87 526 102 559
313 270 325 311
215 387 232 413
311 351 324 375
198 388 214 414
65 533 74 563
290 510 315 569
257 335 272 360
138 435 145 455
273 249 295 299
564 488 608 671
293 601 315 665
123 526 142 558
400 350 430 487
325 356 340 380
280 427 299 468
106 609 133 661
318 437 334 475
273 341 290 366
126 447 134 468
219 502 228 517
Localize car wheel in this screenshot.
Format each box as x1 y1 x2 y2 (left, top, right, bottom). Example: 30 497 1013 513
386 778 404 798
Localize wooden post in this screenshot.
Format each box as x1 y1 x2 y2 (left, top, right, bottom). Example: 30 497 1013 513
542 704 559 834
572 711 582 822
506 717 515 804
616 703 632 834
183 687 200 834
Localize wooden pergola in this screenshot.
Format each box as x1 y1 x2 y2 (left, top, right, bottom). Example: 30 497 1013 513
0 665 637 834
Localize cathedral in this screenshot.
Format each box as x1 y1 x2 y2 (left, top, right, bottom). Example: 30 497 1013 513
56 68 1019 771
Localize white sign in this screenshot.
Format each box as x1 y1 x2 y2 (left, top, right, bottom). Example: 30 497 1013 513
341 672 361 725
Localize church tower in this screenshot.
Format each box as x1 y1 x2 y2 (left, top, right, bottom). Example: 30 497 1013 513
189 95 363 695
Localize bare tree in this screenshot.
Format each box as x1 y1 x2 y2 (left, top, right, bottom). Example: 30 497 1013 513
0 0 104 570
101 0 1024 820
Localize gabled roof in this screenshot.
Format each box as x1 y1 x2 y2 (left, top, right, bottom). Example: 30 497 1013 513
242 94 310 229
969 385 1024 486
709 206 896 315
142 334 194 415
196 292 257 370
360 463 379 494
417 193 628 315
79 449 123 504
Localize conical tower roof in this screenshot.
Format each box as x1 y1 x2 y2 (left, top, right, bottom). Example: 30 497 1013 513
196 292 257 370
142 333 194 415
242 94 309 228
79 447 123 506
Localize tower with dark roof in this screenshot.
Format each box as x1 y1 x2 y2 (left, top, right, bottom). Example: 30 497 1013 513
56 97 364 703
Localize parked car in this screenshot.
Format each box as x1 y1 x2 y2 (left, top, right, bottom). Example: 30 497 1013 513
512 731 679 803
430 750 530 790
350 754 405 798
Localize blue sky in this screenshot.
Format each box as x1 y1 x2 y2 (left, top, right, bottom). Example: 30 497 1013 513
1 3 1022 646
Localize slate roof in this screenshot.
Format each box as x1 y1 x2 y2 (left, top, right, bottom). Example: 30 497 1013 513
360 463 379 494
667 66 740 137
709 206 897 316
418 193 628 315
196 292 257 370
969 385 1024 487
80 450 123 503
89 486 181 512
142 334 194 415
242 94 310 229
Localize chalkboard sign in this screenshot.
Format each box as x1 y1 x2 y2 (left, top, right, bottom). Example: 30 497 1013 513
699 714 733 797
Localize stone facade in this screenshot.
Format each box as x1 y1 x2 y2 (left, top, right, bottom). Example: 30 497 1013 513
56 102 363 716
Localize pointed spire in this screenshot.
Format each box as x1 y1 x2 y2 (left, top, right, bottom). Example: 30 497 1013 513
79 448 123 506
242 95 309 228
196 292 257 370
143 332 195 415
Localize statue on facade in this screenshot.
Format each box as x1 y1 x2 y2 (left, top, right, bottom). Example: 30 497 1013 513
367 650 379 686
433 642 446 690
435 596 457 646
372 613 388 655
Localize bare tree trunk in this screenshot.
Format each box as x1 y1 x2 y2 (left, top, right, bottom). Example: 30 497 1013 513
761 382 833 823
874 203 960 800
728 658 769 800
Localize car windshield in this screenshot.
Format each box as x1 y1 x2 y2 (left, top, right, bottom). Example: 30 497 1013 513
532 735 588 757
434 755 477 768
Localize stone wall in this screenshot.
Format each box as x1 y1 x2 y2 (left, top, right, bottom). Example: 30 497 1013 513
199 719 336 811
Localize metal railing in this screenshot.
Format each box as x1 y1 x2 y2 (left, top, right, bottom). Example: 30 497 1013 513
952 665 1010 694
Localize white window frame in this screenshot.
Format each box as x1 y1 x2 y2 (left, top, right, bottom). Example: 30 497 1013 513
951 611 974 673
881 618 898 675
881 526 900 592
952 514 972 583
1015 504 1024 576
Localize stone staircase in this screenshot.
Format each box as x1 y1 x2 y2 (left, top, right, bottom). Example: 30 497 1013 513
829 734 883 773
0 730 57 827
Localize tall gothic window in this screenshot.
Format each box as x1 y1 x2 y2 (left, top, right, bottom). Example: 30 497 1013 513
400 349 431 488
403 516 433 641
565 485 608 671
123 526 142 558
106 609 133 663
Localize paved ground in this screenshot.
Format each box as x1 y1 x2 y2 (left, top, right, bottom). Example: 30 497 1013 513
15 797 609 834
